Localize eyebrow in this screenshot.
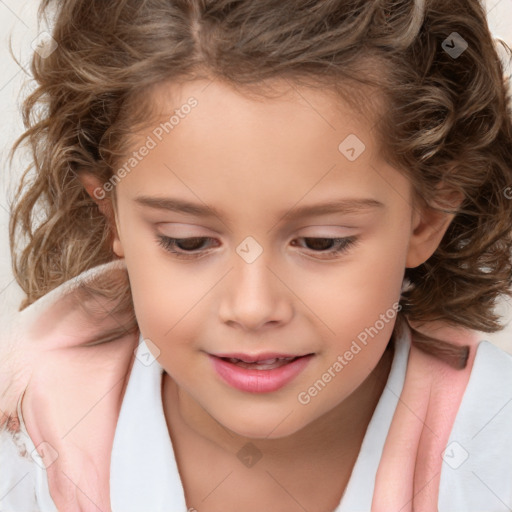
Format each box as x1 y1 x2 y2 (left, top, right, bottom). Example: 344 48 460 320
134 195 385 221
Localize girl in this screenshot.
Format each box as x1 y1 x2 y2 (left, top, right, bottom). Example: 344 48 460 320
1 0 512 510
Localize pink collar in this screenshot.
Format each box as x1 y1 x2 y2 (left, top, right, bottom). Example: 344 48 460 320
0 259 478 511
373 322 477 510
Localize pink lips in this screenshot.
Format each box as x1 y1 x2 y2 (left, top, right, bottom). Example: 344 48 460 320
209 352 314 393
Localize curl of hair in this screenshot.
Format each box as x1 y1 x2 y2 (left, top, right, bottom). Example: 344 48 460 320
9 0 512 367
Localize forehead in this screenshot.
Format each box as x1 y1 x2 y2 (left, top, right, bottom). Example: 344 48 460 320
127 77 382 171
114 77 411 223
146 76 379 132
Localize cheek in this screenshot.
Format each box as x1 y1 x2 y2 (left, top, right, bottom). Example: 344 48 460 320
128 268 205 383
118 220 202 333
293 240 406 341
347 226 408 311
129 268 204 341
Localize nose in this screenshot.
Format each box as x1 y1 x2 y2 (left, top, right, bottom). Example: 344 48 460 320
218 252 294 332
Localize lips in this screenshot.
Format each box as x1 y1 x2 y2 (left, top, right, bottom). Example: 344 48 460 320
209 352 314 393
221 356 299 370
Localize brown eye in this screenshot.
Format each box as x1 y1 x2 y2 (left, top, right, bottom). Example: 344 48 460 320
291 236 358 259
156 236 218 259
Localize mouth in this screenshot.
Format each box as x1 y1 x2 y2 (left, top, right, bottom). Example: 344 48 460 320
218 355 304 370
208 352 314 393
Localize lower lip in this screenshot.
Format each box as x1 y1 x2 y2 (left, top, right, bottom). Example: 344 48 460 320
209 355 313 393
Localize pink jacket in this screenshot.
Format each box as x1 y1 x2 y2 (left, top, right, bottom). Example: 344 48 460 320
0 259 483 511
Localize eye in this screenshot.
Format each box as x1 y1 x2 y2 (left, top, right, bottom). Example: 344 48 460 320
156 235 359 260
156 236 219 259
290 236 359 259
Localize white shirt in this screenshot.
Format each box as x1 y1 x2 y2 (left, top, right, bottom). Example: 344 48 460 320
2 325 512 511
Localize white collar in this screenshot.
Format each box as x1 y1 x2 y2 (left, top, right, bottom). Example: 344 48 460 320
336 323 410 510
110 335 187 510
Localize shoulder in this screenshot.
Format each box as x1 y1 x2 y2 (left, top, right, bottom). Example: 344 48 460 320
460 339 512 442
0 424 50 511
0 260 139 511
438 339 512 510
0 259 133 425
463 339 512 409
455 338 512 439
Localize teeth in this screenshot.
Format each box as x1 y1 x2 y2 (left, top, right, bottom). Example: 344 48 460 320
228 357 293 364
255 358 278 364
225 356 298 370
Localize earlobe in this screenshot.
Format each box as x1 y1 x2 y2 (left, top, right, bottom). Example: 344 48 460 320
112 238 124 258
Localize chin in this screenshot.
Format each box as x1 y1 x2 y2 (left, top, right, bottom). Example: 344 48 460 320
216 410 308 440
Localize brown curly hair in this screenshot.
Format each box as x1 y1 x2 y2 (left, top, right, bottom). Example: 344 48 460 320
8 0 512 369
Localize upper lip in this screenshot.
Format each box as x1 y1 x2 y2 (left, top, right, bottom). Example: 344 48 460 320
210 352 312 363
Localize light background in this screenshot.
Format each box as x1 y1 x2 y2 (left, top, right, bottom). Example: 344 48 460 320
0 0 511 350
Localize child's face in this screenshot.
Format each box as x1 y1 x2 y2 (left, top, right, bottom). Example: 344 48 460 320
101 78 452 438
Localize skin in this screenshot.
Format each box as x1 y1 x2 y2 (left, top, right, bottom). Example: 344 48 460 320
79 78 457 511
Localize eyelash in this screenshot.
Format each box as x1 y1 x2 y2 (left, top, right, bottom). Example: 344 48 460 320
156 235 359 260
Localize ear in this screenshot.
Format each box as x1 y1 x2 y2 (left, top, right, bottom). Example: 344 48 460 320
76 171 125 258
406 191 463 269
